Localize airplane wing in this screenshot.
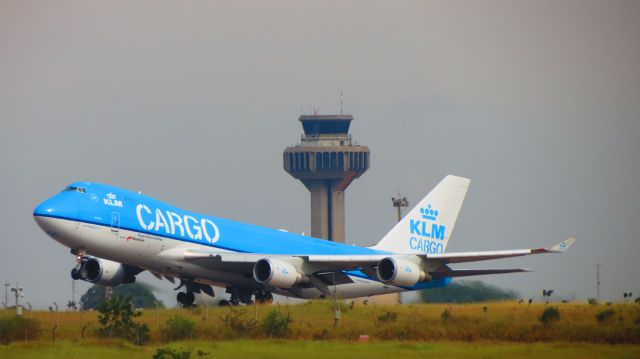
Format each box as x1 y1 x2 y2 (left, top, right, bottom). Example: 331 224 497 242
165 237 575 276
424 237 577 264
306 237 576 266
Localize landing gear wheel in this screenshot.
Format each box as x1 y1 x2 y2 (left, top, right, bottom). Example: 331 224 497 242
177 292 186 305
177 291 195 307
70 268 80 280
185 291 195 306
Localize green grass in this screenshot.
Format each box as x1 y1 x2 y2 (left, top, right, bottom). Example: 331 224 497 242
1 340 639 359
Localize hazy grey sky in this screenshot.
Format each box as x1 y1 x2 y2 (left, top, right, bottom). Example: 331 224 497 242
1 1 639 307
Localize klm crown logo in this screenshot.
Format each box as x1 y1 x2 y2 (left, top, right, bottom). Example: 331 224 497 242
409 202 446 254
420 204 439 221
410 203 445 240
103 192 123 208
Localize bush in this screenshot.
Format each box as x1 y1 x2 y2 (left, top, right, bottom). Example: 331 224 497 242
164 316 196 341
96 295 150 345
81 284 164 310
423 280 519 303
220 306 256 337
153 347 191 359
261 309 292 338
587 298 598 305
596 309 615 324
539 306 560 327
0 316 41 344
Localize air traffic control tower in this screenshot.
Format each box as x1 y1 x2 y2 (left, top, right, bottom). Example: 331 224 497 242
283 114 369 243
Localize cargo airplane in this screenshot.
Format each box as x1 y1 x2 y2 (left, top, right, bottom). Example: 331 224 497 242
33 175 575 306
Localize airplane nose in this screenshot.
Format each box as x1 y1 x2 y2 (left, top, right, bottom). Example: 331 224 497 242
33 194 78 220
33 194 78 239
33 197 58 217
33 197 59 236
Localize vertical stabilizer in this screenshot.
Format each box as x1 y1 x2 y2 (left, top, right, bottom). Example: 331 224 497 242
372 175 470 254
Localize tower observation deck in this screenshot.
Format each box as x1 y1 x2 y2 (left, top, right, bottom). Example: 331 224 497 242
283 114 369 243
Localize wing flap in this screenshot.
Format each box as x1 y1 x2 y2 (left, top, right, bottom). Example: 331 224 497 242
305 255 387 266
161 238 574 277
425 237 576 264
425 249 535 264
432 268 532 278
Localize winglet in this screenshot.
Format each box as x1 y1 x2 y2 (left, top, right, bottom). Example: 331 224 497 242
549 237 576 253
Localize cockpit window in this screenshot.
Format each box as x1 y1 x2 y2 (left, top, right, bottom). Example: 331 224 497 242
64 186 87 193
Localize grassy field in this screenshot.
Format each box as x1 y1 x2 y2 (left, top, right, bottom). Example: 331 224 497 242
3 301 638 343
1 301 639 358
0 340 639 359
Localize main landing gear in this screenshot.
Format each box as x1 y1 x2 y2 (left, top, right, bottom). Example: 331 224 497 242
177 291 195 307
173 282 273 307
174 280 215 307
218 288 274 306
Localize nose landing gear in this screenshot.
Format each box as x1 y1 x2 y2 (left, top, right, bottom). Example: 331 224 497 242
70 256 90 281
71 267 81 280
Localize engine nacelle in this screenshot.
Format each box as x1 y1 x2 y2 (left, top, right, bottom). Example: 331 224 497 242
253 258 303 288
376 257 428 287
78 257 136 286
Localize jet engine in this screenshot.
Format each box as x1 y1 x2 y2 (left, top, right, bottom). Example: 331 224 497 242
72 257 136 286
253 258 303 288
376 257 429 287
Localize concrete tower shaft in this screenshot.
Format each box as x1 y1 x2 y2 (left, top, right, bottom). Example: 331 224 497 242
283 114 369 243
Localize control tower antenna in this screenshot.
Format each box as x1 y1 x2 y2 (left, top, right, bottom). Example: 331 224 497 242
392 192 409 223
284 113 370 243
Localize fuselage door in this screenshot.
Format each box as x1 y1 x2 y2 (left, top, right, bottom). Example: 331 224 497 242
111 212 120 233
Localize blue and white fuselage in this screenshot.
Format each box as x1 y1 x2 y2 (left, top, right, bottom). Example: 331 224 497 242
33 176 574 305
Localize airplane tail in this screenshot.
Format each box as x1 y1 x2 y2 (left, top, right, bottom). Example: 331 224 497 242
372 175 470 254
